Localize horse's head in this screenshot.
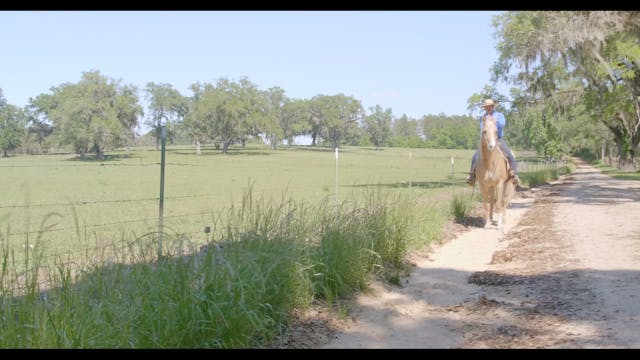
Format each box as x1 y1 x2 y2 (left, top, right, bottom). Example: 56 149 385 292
481 115 499 151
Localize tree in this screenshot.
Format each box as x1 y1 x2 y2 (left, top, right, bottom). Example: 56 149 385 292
281 99 309 146
263 86 287 149
492 11 640 166
114 82 144 150
0 94 25 157
309 94 364 149
185 78 265 154
390 114 423 148
183 82 221 153
144 82 187 150
363 105 393 150
421 114 477 150
33 70 143 159
306 97 325 146
24 95 55 154
262 87 309 149
233 77 266 147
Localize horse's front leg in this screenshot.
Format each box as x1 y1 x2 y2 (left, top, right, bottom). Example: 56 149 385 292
495 183 505 230
482 191 493 228
490 191 495 224
483 201 492 228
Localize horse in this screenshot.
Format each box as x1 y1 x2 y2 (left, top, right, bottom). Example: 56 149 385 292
475 114 515 230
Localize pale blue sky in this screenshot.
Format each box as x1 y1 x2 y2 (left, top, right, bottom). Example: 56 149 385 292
1 11 504 122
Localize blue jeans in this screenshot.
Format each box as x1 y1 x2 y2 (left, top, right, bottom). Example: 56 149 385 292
470 138 517 174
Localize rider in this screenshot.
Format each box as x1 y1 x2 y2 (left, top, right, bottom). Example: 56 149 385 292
466 98 520 187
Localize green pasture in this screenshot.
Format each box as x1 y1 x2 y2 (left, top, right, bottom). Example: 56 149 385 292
0 145 575 348
1 145 479 268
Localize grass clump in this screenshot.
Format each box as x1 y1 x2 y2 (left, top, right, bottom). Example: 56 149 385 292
450 193 474 223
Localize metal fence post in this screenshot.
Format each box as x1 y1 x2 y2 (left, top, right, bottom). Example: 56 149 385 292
158 124 166 259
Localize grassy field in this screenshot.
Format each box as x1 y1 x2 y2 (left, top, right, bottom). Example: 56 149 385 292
1 144 481 269
1 144 576 348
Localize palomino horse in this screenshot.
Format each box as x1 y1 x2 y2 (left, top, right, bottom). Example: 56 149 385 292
475 114 515 229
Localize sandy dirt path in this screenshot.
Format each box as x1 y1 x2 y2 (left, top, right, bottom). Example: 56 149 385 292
319 160 640 348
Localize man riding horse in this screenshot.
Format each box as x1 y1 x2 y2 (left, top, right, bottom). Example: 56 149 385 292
466 98 520 187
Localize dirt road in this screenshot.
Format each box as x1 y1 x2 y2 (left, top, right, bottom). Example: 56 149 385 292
311 160 640 348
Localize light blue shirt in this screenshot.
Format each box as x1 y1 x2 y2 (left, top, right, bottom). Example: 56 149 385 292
478 111 506 138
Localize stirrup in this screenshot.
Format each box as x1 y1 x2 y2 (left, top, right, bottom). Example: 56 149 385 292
465 175 475 186
511 174 520 186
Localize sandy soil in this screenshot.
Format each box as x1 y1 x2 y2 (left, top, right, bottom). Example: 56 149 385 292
278 159 640 349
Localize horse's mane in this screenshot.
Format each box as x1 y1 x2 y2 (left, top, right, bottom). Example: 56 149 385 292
480 115 511 165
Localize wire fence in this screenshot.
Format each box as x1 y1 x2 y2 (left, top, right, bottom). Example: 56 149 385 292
3 209 216 238
1 196 221 276
3 147 559 292
0 192 225 210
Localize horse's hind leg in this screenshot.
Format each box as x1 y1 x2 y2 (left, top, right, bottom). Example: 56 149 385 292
500 184 516 231
495 200 503 229
496 211 504 230
495 186 505 230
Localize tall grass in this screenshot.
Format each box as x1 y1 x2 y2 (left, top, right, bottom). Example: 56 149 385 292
0 188 422 348
520 161 575 188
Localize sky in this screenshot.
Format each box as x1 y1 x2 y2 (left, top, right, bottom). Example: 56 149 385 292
1 11 504 126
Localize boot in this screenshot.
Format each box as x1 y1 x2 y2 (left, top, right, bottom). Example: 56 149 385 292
465 172 476 186
510 170 520 186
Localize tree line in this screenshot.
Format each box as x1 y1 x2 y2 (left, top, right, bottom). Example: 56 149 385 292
0 73 478 159
474 11 640 168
